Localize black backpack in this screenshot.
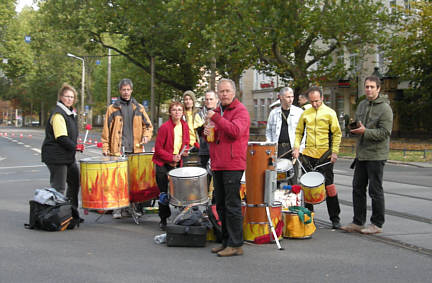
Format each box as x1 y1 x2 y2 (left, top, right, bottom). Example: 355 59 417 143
25 200 80 231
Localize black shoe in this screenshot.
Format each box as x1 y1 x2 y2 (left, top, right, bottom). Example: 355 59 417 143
159 219 167 231
79 217 85 223
332 221 341 229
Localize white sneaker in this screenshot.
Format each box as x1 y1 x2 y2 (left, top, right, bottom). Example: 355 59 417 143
112 209 122 219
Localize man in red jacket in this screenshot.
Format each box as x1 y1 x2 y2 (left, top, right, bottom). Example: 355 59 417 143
205 78 250 257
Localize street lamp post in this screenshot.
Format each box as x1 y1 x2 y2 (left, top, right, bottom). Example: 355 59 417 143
67 53 85 127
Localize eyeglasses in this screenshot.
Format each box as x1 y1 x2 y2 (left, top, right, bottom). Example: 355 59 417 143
63 96 75 99
171 109 183 112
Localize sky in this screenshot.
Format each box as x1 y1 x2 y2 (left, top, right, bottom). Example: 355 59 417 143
15 0 39 13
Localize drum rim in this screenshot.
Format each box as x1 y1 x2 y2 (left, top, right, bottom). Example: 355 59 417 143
276 158 293 171
247 141 277 146
300 171 325 187
127 152 154 156
79 156 127 163
168 166 208 178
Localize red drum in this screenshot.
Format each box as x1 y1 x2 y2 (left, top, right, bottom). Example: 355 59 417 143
80 156 129 210
128 153 159 203
246 142 277 205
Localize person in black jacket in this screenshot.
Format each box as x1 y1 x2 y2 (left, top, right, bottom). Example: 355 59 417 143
41 83 83 218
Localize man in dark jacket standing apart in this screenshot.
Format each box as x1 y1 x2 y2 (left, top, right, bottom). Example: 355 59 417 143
101 78 153 218
342 76 393 234
205 78 250 257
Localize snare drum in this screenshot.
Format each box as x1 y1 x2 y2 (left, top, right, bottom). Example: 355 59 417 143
168 167 208 206
80 156 129 210
246 142 277 205
276 158 294 181
182 152 201 167
300 172 326 204
243 202 283 242
128 153 159 203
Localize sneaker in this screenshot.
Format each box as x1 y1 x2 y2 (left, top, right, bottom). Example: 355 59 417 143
360 224 383 234
112 209 122 219
217 246 243 257
211 245 226 254
341 223 364 233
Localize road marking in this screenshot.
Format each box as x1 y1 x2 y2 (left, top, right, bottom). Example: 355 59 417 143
24 145 31 148
32 148 41 153
17 142 24 145
0 165 45 170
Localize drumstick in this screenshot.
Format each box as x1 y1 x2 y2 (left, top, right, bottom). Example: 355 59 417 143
278 149 293 159
179 145 187 156
313 161 332 171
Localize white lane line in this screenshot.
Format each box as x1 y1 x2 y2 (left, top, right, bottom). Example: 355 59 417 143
0 165 45 170
32 148 41 154
17 142 24 145
24 145 31 148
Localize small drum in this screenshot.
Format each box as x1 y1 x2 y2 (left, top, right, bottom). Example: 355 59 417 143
246 142 277 205
300 172 326 204
243 202 283 242
276 158 294 181
240 172 246 200
80 156 129 210
168 167 208 206
182 152 201 167
128 153 159 203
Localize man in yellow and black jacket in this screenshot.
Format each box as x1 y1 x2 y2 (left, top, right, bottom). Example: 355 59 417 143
293 86 342 229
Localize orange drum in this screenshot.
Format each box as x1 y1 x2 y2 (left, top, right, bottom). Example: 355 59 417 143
240 172 246 200
243 203 283 242
246 142 277 205
300 172 326 204
128 153 159 203
80 156 129 210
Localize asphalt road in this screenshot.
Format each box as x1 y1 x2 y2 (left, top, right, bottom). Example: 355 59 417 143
1 127 431 283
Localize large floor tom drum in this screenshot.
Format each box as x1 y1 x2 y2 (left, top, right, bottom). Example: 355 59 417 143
80 156 129 210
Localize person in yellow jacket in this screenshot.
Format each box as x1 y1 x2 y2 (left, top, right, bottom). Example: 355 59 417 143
182 90 204 152
101 78 153 219
293 86 342 229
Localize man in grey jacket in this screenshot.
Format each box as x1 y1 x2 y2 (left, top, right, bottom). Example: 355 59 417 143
266 87 303 184
342 76 393 234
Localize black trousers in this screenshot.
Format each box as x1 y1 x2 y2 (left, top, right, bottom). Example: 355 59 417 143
156 163 175 221
352 160 386 228
300 155 341 224
213 170 244 247
46 162 80 208
199 154 212 193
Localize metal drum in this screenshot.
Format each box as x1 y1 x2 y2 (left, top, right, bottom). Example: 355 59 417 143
80 156 129 210
168 167 208 206
300 172 326 204
127 152 159 203
246 142 277 205
276 158 294 181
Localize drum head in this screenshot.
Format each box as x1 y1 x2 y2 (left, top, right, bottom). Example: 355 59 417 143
276 158 293 172
79 156 127 163
169 167 207 178
300 172 325 187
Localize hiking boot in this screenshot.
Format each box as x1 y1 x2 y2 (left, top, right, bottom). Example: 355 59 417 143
217 246 244 257
341 223 364 233
211 245 226 254
360 224 383 234
332 221 341 229
112 209 122 219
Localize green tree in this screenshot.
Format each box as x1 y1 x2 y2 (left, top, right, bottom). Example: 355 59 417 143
386 1 432 135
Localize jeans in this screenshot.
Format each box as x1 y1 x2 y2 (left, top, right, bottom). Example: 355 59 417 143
352 160 386 228
213 170 244 247
46 162 80 208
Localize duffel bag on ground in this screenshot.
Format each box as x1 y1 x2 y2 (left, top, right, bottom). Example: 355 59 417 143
283 206 316 239
25 200 80 231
